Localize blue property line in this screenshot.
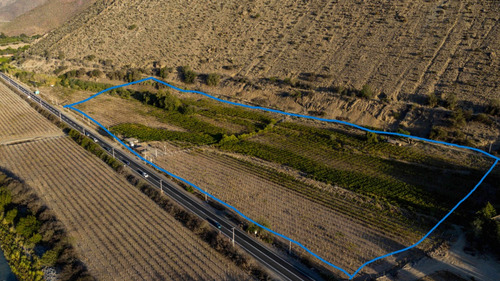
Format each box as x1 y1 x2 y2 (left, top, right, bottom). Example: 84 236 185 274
64 77 500 279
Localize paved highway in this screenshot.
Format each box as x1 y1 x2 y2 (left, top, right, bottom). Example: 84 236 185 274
0 72 318 281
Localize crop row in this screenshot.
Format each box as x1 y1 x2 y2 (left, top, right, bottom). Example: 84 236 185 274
153 146 419 272
0 137 245 280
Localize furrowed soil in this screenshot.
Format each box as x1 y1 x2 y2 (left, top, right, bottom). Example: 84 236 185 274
0 81 63 143
0 82 250 281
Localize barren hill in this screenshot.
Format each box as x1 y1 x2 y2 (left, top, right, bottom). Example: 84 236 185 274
28 0 499 105
0 0 47 22
0 0 96 36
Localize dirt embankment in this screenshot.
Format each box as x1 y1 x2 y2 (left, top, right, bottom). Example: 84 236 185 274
382 225 500 281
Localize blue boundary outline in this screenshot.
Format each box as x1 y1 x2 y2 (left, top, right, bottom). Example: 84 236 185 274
64 77 499 279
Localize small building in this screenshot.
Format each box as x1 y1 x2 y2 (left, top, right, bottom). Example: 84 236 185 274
134 145 148 155
124 138 139 147
386 139 402 146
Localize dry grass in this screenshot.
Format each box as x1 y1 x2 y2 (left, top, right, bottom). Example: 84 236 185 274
28 0 499 107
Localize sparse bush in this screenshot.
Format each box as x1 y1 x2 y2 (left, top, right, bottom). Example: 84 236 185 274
366 131 379 143
360 84 375 99
429 126 447 140
486 99 500 116
445 94 458 110
127 24 137 30
181 66 197 84
206 73 220 86
427 93 438 107
450 109 466 127
88 69 103 78
472 113 493 126
283 77 296 86
158 66 173 79
101 59 113 67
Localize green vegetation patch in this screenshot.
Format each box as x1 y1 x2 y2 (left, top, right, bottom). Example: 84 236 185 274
0 173 93 281
111 123 217 145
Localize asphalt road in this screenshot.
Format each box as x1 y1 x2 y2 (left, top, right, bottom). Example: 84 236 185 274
0 72 319 281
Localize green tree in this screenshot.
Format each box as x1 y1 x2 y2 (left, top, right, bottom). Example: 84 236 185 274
0 189 11 212
4 208 17 224
16 215 41 239
478 202 497 219
40 246 61 267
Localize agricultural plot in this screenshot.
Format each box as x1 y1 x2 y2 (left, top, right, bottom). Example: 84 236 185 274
0 136 249 281
0 82 63 143
152 144 421 274
72 86 498 276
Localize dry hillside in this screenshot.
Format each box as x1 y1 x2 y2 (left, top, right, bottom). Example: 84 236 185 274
0 0 96 35
28 0 499 108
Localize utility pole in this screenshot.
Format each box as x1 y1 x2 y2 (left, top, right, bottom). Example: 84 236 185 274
289 241 292 254
155 149 158 158
160 179 163 194
59 111 62 122
232 227 235 247
112 147 115 158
